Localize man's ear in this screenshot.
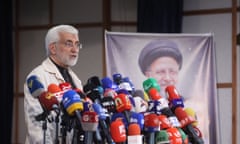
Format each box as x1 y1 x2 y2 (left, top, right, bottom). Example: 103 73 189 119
49 43 56 55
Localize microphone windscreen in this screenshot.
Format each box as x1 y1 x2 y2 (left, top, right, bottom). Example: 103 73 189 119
129 112 144 130
128 123 141 136
112 73 122 85
158 114 172 129
48 83 63 102
101 77 118 91
27 75 45 98
62 90 83 115
111 112 128 128
38 91 58 111
174 107 195 127
92 103 107 120
167 127 183 144
114 93 132 112
133 96 148 113
101 97 116 113
177 128 189 144
118 81 132 92
155 130 170 144
81 111 99 131
144 113 160 132
87 76 101 86
59 82 72 91
148 88 162 100
184 107 198 127
142 78 160 94
110 119 126 142
165 85 181 101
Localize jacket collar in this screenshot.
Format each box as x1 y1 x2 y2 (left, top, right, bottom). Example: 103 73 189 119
42 57 64 81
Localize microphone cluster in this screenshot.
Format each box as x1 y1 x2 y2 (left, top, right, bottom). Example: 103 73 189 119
27 74 204 144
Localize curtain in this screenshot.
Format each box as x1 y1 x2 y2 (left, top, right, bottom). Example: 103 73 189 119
137 0 183 33
0 0 14 143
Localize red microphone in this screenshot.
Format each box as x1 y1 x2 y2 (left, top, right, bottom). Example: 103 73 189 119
48 83 64 102
110 119 127 143
166 127 183 144
128 123 143 144
174 107 195 128
59 82 72 92
148 88 162 100
114 93 132 112
158 114 172 129
81 111 99 131
114 93 132 123
128 123 141 136
144 113 160 144
38 84 60 111
166 86 204 144
165 85 181 101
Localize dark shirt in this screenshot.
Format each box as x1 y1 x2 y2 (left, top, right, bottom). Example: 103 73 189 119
50 58 76 89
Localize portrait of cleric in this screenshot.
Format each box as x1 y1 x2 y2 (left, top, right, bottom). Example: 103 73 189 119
137 39 210 143
138 39 183 98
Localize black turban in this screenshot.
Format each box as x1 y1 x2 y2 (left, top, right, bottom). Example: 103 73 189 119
138 40 183 74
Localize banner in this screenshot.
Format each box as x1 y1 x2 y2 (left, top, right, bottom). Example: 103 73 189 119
105 31 219 144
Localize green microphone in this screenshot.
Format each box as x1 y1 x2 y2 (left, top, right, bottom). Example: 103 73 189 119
155 130 170 144
142 77 161 93
178 128 189 144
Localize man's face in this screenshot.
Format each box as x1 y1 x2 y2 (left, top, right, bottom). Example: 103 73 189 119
145 56 179 93
51 32 80 68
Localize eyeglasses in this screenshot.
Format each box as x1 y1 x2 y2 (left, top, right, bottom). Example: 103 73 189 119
57 40 83 49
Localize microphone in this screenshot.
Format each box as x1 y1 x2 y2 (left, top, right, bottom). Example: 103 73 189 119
117 89 135 110
127 123 143 144
47 83 64 103
177 127 189 144
81 111 99 144
144 113 160 144
110 119 127 143
92 103 115 144
155 130 170 144
185 107 198 127
129 112 144 130
62 90 84 123
112 73 135 94
142 78 160 95
165 85 204 144
133 96 148 113
114 93 132 123
101 96 116 114
166 127 183 144
81 111 99 131
101 76 119 92
27 75 45 98
27 76 59 121
158 114 172 129
165 85 184 111
59 82 72 92
143 79 181 127
83 82 102 102
112 73 123 85
39 84 60 111
118 77 135 95
111 112 128 129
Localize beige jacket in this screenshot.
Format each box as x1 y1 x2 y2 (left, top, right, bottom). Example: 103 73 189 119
24 58 82 144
